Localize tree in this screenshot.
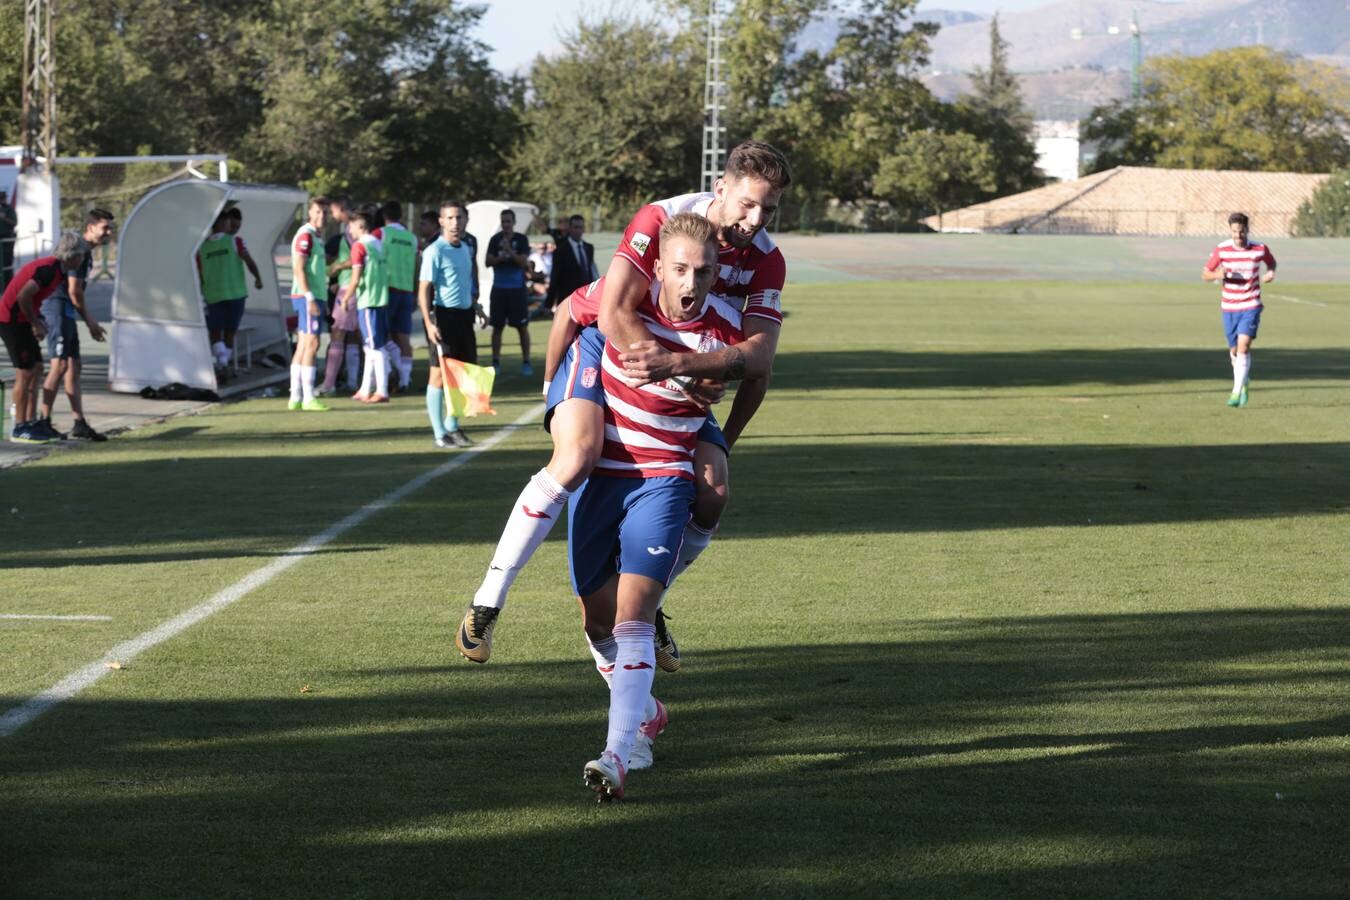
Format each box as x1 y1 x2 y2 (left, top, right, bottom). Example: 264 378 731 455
1083 47 1350 174
511 14 702 213
953 15 1043 194
1294 170 1350 237
874 130 996 228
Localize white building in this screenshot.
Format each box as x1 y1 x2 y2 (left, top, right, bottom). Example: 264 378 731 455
1033 120 1081 183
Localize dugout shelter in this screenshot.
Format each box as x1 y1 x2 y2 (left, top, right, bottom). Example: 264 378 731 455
109 180 306 396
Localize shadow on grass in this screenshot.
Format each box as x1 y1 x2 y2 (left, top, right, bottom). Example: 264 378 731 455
9 437 1349 565
774 347 1350 391
1 609 1346 897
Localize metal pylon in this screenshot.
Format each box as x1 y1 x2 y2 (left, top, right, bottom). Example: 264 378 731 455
700 0 726 193
21 0 56 171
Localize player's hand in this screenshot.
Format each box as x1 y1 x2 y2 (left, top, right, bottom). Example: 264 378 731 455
32 321 47 340
254 277 264 290
1261 270 1275 283
620 340 678 384
428 323 442 345
307 301 320 319
473 303 487 327
682 378 726 408
88 322 107 342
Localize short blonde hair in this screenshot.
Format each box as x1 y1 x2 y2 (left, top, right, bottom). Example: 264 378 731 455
658 211 718 253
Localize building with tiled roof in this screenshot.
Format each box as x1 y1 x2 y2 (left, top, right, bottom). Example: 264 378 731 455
925 167 1330 237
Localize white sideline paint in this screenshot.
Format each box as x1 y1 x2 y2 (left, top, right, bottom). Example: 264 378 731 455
0 403 545 739
0 615 113 621
1269 293 1328 308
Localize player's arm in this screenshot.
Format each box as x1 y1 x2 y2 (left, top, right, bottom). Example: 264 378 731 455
1262 248 1277 283
238 243 264 289
1201 249 1224 281
721 374 769 449
68 275 105 341
15 281 46 338
625 321 779 384
597 258 658 354
543 297 580 386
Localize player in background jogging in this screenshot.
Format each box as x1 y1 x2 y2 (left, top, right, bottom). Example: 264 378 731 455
1202 212 1276 408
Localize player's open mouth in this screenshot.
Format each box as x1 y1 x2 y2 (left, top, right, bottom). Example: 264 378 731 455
678 295 697 312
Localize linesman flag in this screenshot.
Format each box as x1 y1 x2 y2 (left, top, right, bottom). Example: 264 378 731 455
440 357 497 418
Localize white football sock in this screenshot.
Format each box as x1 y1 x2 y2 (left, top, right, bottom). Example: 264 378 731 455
289 364 302 401
605 620 657 764
371 348 389 397
472 468 571 610
399 358 413 388
358 352 375 396
345 345 360 388
1233 352 1250 392
588 635 617 687
300 365 316 402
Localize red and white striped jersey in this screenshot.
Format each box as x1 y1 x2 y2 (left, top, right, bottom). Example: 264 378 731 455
613 193 786 325
595 290 744 481
567 277 603 326
1205 240 1276 311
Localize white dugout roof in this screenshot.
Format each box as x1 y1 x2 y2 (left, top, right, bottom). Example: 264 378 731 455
110 180 306 394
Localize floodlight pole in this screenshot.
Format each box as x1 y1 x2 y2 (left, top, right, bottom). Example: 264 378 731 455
20 0 56 172
701 0 726 193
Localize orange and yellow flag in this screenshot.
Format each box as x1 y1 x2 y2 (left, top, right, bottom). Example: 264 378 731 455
440 357 497 418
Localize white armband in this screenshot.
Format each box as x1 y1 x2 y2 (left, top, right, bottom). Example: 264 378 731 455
542 380 551 398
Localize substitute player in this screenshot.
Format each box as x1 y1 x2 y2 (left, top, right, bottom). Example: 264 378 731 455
379 201 418 392
320 197 360 394
574 213 741 798
455 141 791 665
0 233 88 442
348 211 391 402
198 208 263 372
1202 212 1276 407
287 197 331 412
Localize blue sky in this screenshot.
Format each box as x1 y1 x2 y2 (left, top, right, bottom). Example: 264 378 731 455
476 0 1056 73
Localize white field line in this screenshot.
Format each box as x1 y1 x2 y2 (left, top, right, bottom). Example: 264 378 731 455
1269 293 1328 308
0 615 113 621
0 402 545 739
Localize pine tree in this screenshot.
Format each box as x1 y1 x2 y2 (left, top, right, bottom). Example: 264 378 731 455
957 15 1044 194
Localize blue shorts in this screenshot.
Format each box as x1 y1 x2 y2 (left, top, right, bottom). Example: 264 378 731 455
205 297 246 333
568 475 695 597
292 296 328 336
1223 308 1261 347
387 288 416 335
358 306 389 350
44 303 80 360
546 326 729 456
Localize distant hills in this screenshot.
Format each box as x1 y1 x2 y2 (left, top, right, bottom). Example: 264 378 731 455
798 0 1345 120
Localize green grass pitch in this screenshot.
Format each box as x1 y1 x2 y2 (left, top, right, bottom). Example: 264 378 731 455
2 275 1348 897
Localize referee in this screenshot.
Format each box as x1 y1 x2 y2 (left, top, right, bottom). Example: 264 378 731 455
418 199 483 448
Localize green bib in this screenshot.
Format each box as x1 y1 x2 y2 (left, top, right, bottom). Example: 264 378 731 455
199 233 247 303
382 224 417 292
295 225 328 302
337 233 353 287
354 235 388 309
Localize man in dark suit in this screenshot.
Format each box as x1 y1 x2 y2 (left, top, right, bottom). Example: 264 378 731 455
547 214 598 310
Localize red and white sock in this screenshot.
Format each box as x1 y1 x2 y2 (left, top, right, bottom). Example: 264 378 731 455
605 620 657 764
472 468 570 609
